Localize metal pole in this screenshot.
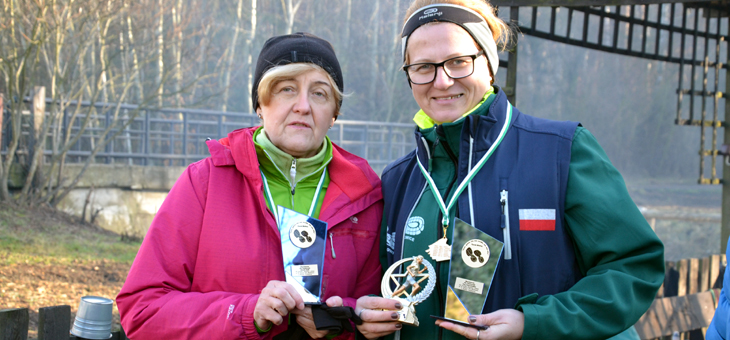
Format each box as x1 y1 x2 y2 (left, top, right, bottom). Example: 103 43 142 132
721 35 730 253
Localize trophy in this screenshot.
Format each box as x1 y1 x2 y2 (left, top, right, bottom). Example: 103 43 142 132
433 218 503 329
381 255 436 326
278 206 328 305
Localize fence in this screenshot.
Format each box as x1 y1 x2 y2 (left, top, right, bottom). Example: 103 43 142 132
0 305 128 340
0 255 726 340
637 254 727 339
1 98 416 174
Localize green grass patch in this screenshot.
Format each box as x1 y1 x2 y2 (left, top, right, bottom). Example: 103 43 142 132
0 203 141 264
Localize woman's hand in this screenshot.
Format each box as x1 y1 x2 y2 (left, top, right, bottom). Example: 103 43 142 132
253 280 305 331
292 296 344 339
355 296 404 339
434 309 524 340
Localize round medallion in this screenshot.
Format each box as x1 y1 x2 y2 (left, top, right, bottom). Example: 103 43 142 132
289 221 316 249
461 239 490 268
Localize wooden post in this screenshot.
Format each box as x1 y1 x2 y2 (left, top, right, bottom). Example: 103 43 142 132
688 258 699 294
722 37 730 253
38 305 71 340
700 257 711 291
710 254 722 288
678 259 689 297
0 308 29 340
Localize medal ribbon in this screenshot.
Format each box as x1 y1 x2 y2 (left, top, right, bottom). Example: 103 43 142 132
415 104 512 238
261 167 327 223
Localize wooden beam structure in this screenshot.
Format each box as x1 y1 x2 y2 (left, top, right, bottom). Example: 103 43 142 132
492 0 723 7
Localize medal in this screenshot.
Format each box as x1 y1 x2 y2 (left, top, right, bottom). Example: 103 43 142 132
426 237 451 262
416 104 513 262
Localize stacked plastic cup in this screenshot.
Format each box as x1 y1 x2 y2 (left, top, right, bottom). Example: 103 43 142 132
71 296 113 339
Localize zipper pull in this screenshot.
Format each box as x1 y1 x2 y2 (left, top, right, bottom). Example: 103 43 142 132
329 233 336 259
500 190 507 214
290 159 297 195
500 190 507 229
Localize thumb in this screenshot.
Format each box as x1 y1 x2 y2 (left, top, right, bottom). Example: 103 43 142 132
326 296 344 307
468 313 492 327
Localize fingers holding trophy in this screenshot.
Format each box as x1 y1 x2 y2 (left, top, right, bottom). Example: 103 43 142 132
381 255 436 326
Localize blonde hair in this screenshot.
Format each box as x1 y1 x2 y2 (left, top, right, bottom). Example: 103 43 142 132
403 0 511 64
257 63 343 116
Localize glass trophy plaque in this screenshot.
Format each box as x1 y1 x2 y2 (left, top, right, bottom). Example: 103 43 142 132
278 206 328 305
440 218 503 326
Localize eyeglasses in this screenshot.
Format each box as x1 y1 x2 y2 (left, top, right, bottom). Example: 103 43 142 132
403 50 485 85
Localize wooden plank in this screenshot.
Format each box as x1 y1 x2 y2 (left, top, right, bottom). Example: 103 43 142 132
38 305 71 340
678 259 689 297
688 258 700 295
0 308 29 340
710 255 722 289
635 290 719 339
664 261 679 298
700 257 711 292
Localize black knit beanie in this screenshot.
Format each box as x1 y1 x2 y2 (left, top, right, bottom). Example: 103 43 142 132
252 32 344 113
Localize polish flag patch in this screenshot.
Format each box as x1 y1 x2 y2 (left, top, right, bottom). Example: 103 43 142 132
519 209 556 231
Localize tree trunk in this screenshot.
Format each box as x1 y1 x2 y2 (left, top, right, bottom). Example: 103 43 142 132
20 86 46 201
283 0 302 35
157 0 165 107
0 93 6 201
369 0 380 117
222 0 244 112
173 0 183 107
245 0 258 112
384 0 401 123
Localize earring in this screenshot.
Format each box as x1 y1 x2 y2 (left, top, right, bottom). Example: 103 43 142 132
257 113 262 119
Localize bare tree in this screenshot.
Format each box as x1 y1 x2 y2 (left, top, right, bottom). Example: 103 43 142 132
0 0 218 206
281 0 302 35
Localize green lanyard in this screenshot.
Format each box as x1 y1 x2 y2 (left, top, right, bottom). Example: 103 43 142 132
415 104 512 239
261 167 327 223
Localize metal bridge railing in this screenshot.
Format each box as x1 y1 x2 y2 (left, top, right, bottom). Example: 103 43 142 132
2 99 416 175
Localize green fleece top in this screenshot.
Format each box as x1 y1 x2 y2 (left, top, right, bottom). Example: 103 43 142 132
253 126 332 219
382 90 663 340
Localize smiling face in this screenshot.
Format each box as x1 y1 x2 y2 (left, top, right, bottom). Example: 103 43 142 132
406 22 492 124
257 68 337 158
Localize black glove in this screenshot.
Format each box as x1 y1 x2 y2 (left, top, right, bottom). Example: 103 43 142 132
311 304 363 334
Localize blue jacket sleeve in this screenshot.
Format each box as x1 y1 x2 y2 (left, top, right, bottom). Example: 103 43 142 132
707 238 730 340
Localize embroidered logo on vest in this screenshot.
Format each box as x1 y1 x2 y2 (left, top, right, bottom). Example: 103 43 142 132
404 216 425 243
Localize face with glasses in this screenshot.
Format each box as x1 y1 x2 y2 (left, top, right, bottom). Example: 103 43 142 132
405 22 492 124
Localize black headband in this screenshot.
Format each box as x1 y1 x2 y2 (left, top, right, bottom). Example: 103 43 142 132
401 4 499 77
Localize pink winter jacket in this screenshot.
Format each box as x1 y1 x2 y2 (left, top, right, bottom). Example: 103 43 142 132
117 127 383 339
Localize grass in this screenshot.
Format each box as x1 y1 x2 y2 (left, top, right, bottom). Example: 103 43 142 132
0 203 141 265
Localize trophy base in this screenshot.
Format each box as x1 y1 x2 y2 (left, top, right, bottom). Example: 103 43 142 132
393 298 419 326
430 315 489 330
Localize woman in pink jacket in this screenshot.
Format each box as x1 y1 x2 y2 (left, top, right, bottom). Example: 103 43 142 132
117 32 400 339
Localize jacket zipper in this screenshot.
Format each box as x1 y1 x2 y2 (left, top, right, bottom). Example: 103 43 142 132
329 233 336 259
500 190 512 260
290 159 297 196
